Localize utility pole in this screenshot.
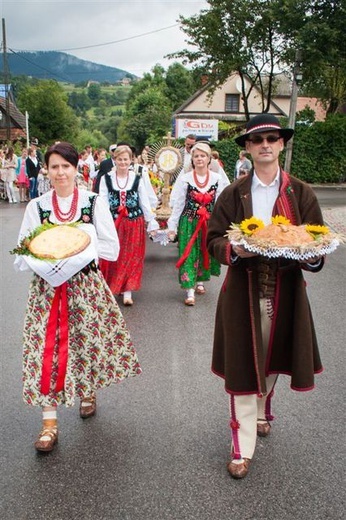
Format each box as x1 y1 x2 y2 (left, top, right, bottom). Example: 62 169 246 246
284 50 303 172
25 111 29 148
2 18 11 142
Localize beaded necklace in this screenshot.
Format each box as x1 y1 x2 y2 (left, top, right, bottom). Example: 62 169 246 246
52 188 79 222
115 172 129 190
193 169 209 189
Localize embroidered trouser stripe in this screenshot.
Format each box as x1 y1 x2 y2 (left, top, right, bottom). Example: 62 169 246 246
257 298 278 421
257 374 277 421
229 394 257 460
229 298 278 460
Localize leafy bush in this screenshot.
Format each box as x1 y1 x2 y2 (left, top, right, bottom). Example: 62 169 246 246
225 113 346 184
212 139 240 181
290 114 346 183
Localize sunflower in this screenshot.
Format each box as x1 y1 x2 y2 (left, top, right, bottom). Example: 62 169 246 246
240 217 265 236
271 215 291 226
305 224 330 237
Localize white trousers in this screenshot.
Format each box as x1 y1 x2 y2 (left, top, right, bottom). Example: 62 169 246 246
229 298 278 460
5 181 17 202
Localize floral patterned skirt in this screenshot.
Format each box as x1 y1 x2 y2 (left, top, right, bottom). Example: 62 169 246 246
99 216 146 294
22 267 141 407
178 215 220 289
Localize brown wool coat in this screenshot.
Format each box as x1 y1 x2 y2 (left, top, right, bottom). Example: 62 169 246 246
207 172 324 395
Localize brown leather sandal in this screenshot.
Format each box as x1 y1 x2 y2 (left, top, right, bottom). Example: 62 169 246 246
227 458 251 479
257 421 271 437
34 426 58 452
80 394 97 418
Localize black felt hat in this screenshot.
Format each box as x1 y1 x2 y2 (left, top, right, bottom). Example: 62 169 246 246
235 114 294 147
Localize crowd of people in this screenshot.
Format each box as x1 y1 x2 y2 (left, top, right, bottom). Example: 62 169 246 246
0 139 49 202
8 116 326 482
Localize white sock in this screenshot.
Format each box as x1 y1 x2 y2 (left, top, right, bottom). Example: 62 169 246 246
186 288 195 298
40 410 57 441
231 458 246 465
81 394 96 407
123 291 132 300
42 410 57 421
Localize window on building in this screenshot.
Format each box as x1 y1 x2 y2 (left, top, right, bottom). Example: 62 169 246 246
225 94 240 113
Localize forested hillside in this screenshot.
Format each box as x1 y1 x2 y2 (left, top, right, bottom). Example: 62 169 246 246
0 51 135 84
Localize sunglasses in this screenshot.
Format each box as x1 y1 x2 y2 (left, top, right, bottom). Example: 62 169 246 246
247 135 281 144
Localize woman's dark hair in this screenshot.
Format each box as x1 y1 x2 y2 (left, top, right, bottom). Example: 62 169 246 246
5 146 14 159
45 142 79 168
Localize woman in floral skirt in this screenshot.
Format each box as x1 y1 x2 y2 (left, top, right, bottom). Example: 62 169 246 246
167 142 229 305
13 142 141 452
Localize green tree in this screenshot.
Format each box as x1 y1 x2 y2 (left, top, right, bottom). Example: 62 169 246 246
87 83 102 104
97 115 123 143
17 80 79 144
68 91 92 114
165 62 195 110
277 0 346 113
112 89 129 105
74 129 109 152
95 99 107 117
169 0 346 116
125 64 167 108
169 0 291 119
119 87 172 149
119 63 195 147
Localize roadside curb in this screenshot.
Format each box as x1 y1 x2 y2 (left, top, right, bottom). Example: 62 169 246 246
310 184 346 190
322 207 346 235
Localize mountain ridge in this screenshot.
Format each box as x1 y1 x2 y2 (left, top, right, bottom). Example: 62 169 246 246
0 51 136 84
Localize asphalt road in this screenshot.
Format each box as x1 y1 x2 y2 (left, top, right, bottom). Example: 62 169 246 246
311 186 345 208
0 190 345 520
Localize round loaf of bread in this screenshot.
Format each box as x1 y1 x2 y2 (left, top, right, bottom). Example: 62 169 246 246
28 225 91 259
251 223 314 247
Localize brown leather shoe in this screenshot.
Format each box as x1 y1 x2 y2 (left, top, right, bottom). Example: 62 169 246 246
34 426 58 452
80 394 96 418
257 421 271 437
227 458 251 479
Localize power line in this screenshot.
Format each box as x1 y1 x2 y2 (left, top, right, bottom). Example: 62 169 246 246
11 24 179 53
8 48 72 83
4 23 181 82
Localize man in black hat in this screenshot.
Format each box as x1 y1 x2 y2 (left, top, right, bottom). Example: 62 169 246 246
30 138 44 166
93 144 118 193
207 114 325 479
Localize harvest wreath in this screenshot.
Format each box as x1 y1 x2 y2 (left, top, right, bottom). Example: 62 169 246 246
225 215 343 261
11 222 91 260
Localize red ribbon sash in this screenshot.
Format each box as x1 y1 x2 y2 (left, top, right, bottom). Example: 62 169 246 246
176 206 210 270
40 282 69 395
115 204 128 229
115 191 128 229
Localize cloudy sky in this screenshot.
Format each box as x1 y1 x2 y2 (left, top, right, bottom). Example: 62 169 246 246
1 0 209 77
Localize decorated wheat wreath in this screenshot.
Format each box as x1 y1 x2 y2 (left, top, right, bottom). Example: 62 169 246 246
11 222 91 260
225 215 344 261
